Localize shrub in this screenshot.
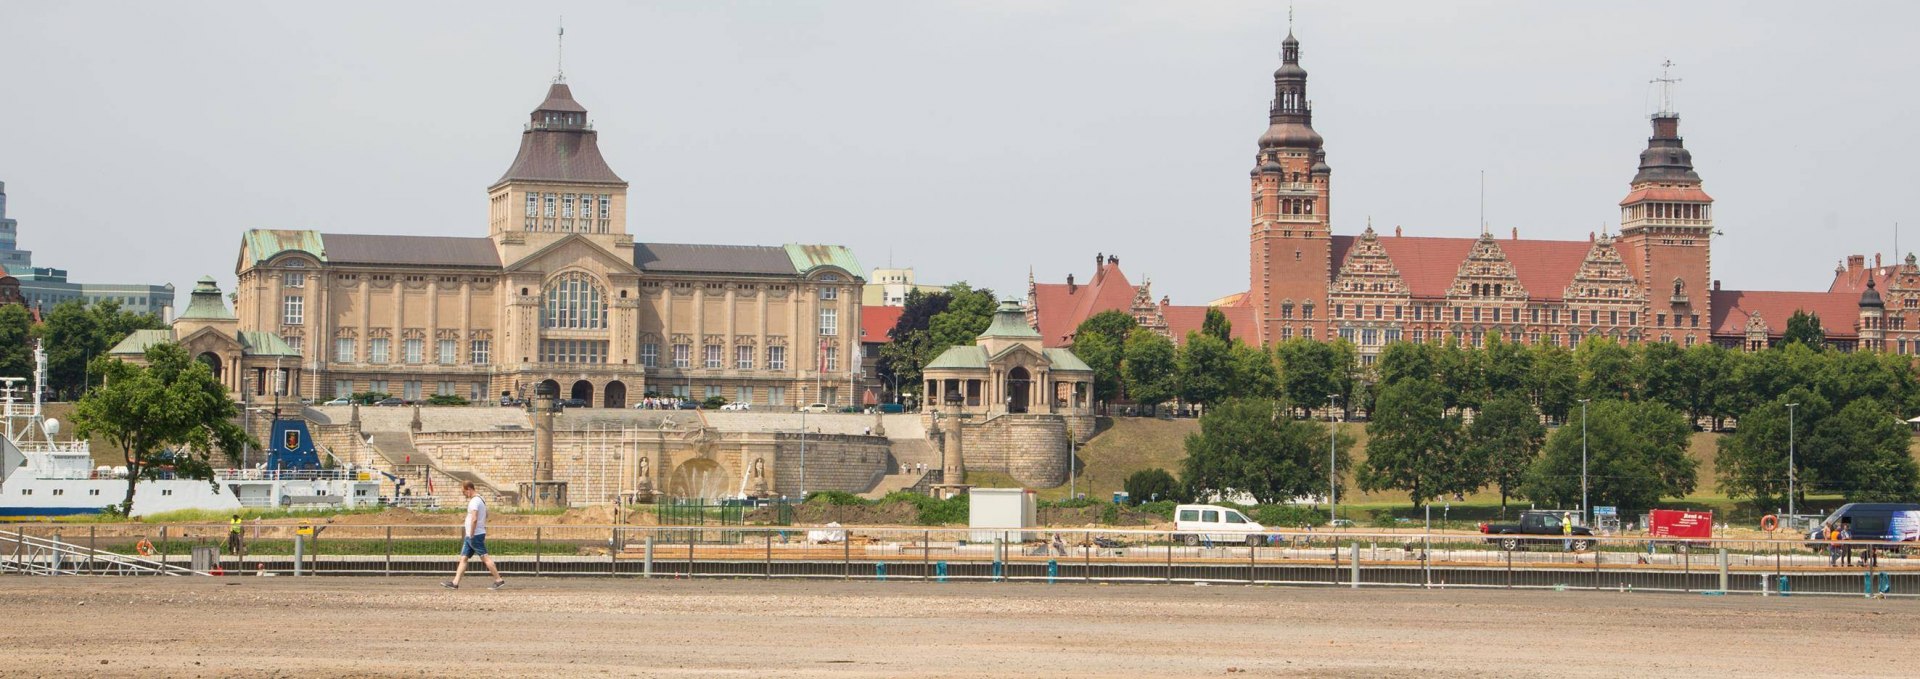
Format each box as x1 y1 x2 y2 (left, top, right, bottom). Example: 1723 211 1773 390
804 490 871 506
1137 500 1177 520
426 394 470 406
1250 504 1325 528
1123 468 1180 505
351 391 391 405
702 395 729 410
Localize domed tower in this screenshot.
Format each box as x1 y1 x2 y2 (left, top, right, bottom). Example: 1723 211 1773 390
1249 30 1333 345
487 79 631 264
1859 278 1886 352
1617 62 1714 346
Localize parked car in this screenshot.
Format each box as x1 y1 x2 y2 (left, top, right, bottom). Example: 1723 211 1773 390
557 398 590 409
375 398 407 407
720 402 751 411
500 397 526 407
322 397 353 406
800 403 830 413
676 400 700 410
877 403 907 414
1172 504 1267 546
1479 510 1593 551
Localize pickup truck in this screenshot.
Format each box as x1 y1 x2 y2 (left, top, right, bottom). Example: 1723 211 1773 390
1478 511 1593 551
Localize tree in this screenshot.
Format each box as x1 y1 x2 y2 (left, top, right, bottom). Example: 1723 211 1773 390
1470 394 1546 513
1781 310 1825 349
30 299 164 399
1275 338 1335 419
1713 395 1822 507
1677 343 1737 429
70 343 255 515
1359 378 1472 508
1075 310 1137 347
0 304 32 382
875 288 952 399
1229 341 1281 400
1073 311 1136 404
1821 398 1920 503
1181 398 1350 505
925 283 996 348
1123 468 1181 505
1637 341 1689 415
1528 344 1578 423
1200 307 1233 342
1122 329 1178 409
1521 399 1695 514
1575 338 1637 401
1176 333 1235 406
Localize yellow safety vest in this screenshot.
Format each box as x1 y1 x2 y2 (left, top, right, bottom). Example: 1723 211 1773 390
230 518 243 534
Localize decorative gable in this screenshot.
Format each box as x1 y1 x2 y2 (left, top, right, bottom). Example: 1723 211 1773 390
1444 233 1527 301
1331 226 1409 298
1131 278 1169 336
1563 235 1644 304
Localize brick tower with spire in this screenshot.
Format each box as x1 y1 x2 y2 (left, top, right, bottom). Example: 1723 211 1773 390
1616 62 1714 345
1248 29 1333 345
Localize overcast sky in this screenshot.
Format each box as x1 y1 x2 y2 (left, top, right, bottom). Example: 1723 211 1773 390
2 1 1915 308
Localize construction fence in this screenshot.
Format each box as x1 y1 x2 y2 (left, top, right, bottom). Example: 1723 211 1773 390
3 523 1915 598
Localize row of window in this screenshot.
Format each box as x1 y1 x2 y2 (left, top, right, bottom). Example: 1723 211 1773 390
1313 302 1687 328
640 343 811 371
526 192 613 219
334 338 491 365
539 339 608 364
342 379 484 402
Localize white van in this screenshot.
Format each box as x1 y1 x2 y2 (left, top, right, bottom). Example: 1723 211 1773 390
1173 504 1266 546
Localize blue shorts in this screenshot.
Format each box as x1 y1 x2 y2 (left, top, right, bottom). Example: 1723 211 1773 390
460 534 489 558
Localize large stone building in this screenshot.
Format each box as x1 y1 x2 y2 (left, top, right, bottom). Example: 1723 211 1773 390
0 181 176 318
1027 30 1897 362
232 79 867 407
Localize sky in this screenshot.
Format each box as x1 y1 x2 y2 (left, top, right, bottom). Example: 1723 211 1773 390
2 1 1916 309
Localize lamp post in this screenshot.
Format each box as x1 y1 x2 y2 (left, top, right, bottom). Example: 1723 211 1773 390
799 404 808 500
1578 398 1591 522
1328 393 1341 524
1786 402 1799 518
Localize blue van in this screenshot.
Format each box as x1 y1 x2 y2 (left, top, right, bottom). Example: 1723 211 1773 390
1806 503 1920 545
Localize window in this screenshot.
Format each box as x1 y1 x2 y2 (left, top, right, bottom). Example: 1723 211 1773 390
641 343 658 367
538 339 608 364
438 339 457 365
404 338 424 364
543 193 556 217
1394 305 1403 320
737 386 753 404
525 193 538 217
1281 303 1294 319
437 381 455 397
581 194 594 219
470 340 491 365
283 272 305 288
1610 310 1619 325
767 345 787 370
1531 308 1541 323
283 295 303 325
1412 306 1423 321
819 308 838 336
824 346 839 372
369 379 388 394
334 379 352 397
562 193 575 218
542 272 607 329
767 386 785 405
1302 303 1314 320
1333 304 1344 319
820 286 838 301
1453 307 1462 322
672 343 691 368
704 344 723 369
705 385 723 399
1690 314 1700 328
736 345 753 370
671 384 690 399
369 338 390 364
403 381 422 401
334 338 355 362
599 194 611 218
286 336 303 353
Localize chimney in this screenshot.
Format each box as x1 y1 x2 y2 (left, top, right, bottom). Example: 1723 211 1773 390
1876 253 1883 269
1511 227 1518 241
1066 273 1076 294
1652 115 1679 139
1394 225 1402 237
1589 231 1596 242
1713 279 1721 291
1848 255 1867 276
1108 254 1118 265
1160 295 1170 306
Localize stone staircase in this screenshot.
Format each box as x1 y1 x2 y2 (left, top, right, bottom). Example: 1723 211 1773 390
859 472 932 500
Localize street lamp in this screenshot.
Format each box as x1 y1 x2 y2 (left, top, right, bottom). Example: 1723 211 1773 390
1578 398 1591 522
1328 393 1341 524
1786 402 1799 518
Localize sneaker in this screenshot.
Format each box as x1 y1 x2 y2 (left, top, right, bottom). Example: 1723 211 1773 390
441 581 459 589
488 580 506 590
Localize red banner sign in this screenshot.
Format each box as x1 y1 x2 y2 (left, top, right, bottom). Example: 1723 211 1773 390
1649 509 1713 539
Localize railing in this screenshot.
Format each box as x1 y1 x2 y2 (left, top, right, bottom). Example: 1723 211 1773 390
5 523 1914 597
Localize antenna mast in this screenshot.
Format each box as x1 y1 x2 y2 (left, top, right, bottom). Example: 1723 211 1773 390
1651 59 1681 115
555 18 567 83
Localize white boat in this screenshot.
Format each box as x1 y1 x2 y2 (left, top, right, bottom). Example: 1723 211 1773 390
0 341 381 519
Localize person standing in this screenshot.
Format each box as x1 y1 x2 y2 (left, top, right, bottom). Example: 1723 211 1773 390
226 514 245 559
444 481 505 590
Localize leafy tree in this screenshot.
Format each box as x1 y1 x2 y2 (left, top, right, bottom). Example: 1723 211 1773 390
1176 333 1235 406
1359 378 1471 508
1072 331 1123 405
1229 342 1281 400
1122 329 1178 409
0 304 32 382
1575 338 1637 401
875 287 952 400
71 343 255 515
926 282 996 348
1822 398 1920 503
1075 310 1137 347
1521 399 1695 514
1637 341 1688 415
1470 394 1546 513
1482 335 1534 405
1375 341 1435 389
29 299 164 400
1528 344 1578 422
1431 339 1484 411
1328 339 1360 418
1677 343 1737 429
1781 310 1825 349
1200 307 1233 342
1275 338 1336 419
1181 398 1349 505
1712 396 1804 507
1123 468 1181 505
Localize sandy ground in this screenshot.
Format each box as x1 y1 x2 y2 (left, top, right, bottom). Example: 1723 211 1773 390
0 577 1914 678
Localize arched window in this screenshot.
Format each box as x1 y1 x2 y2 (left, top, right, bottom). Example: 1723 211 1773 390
542 272 607 330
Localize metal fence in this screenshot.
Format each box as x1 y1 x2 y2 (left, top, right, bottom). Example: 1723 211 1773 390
3 523 1914 598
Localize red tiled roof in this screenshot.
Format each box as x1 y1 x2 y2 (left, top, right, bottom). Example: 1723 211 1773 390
1161 303 1257 345
1709 289 1861 338
860 305 903 344
1618 186 1714 205
1345 235 1592 302
1828 263 1897 295
1030 262 1136 348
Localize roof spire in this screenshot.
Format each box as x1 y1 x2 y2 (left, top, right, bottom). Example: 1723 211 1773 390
1651 59 1680 116
555 18 567 84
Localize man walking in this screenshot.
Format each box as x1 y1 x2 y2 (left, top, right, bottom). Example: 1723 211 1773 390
443 481 505 590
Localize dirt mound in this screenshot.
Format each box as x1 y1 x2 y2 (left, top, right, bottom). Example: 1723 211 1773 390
1036 505 1168 528
523 505 654 526
752 502 920 526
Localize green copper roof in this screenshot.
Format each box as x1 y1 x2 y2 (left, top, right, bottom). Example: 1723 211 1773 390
107 329 173 356
243 229 326 265
784 244 864 280
177 277 237 321
925 345 988 370
239 331 303 357
977 300 1041 340
1042 348 1093 373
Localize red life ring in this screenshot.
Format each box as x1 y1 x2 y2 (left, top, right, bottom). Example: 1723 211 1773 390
1760 514 1779 532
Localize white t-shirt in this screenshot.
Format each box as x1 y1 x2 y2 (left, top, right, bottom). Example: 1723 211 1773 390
467 496 488 536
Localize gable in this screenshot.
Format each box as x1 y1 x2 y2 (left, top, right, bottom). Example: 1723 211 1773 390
504 233 637 275
1563 236 1644 304
1445 235 1527 301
